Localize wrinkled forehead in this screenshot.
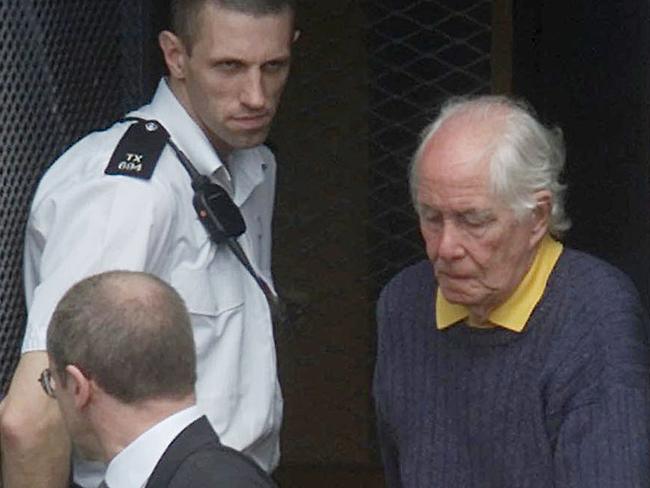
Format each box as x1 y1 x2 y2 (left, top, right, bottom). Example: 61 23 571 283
420 114 504 179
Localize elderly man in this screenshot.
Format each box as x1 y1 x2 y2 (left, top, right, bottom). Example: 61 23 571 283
373 95 650 487
43 271 277 488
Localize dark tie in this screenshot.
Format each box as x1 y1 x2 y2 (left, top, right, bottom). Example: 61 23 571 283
98 482 109 488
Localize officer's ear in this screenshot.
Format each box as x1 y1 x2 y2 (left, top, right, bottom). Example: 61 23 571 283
159 30 188 80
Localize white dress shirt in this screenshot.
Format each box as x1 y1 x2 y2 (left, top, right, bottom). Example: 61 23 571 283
23 79 282 487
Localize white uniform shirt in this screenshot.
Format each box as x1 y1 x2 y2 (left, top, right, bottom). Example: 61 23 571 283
104 406 202 488
23 79 282 486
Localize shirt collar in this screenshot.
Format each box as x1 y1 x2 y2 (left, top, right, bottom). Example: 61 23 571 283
134 78 222 177
134 78 267 205
104 405 201 488
436 234 563 332
228 148 266 206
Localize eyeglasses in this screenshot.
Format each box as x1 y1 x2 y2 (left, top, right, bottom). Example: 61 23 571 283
38 368 56 398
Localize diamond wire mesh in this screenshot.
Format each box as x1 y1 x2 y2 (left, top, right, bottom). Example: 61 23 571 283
368 0 492 294
0 0 154 393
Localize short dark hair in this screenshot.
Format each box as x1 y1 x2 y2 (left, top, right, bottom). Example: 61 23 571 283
47 271 196 404
171 0 295 50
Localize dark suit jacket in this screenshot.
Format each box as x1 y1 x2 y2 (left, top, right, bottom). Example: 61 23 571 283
144 416 278 488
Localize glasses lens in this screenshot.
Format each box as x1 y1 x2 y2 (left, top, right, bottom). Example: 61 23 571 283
38 368 55 398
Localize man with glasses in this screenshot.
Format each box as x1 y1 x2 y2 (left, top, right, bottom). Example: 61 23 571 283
42 270 277 488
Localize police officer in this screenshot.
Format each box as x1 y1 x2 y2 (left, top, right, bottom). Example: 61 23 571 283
0 1 298 487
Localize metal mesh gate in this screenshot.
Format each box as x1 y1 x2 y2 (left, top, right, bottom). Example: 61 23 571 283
368 0 493 293
0 0 161 393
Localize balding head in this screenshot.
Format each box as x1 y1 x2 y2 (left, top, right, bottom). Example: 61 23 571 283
47 271 196 404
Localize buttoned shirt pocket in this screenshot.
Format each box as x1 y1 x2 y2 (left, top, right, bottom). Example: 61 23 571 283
170 263 244 317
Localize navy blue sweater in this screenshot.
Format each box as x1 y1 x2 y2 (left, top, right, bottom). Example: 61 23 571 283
374 248 650 487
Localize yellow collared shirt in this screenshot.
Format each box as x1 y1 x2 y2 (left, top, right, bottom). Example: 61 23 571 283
436 235 563 332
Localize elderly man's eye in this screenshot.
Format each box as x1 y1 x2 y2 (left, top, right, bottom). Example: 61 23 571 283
465 219 487 228
459 213 493 231
419 208 442 224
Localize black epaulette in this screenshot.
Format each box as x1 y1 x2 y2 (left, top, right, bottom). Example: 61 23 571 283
104 118 170 180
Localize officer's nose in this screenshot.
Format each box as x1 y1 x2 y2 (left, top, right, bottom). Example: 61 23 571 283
241 69 266 110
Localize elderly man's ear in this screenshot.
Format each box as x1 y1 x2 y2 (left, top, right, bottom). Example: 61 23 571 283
530 190 552 245
64 365 93 410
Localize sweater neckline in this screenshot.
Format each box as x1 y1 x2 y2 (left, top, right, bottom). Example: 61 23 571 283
440 321 528 347
430 261 564 349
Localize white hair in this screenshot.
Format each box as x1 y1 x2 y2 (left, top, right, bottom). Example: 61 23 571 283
409 95 571 238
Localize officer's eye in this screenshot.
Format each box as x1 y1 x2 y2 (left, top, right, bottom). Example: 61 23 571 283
214 60 243 72
263 59 289 73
